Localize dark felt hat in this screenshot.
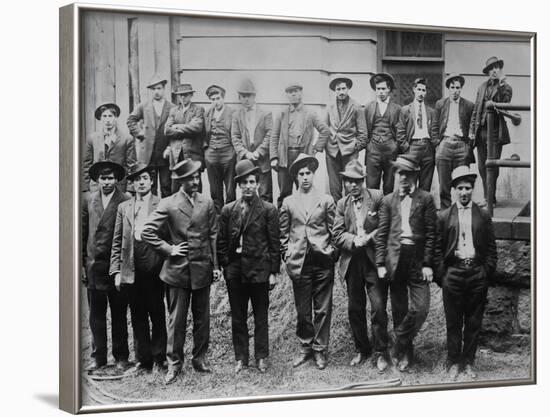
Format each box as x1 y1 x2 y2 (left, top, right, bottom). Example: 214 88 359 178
445 73 466 88
369 72 395 91
94 103 121 121
89 160 125 182
285 83 303 93
170 159 202 180
237 78 257 94
206 84 226 98
483 56 504 75
234 160 260 182
172 83 195 95
289 153 319 179
146 74 168 89
329 77 353 91
126 162 154 181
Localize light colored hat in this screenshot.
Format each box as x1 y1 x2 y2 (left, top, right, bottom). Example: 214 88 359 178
289 153 319 179
393 155 420 172
329 77 353 91
285 83 303 93
237 78 257 94
451 165 477 188
483 56 504 75
146 74 167 89
340 159 366 179
172 83 195 95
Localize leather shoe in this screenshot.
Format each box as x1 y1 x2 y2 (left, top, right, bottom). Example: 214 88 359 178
234 360 248 373
85 361 106 372
349 352 368 367
115 359 132 372
164 367 180 385
192 358 212 373
125 362 152 375
256 358 268 373
153 361 167 373
448 363 460 381
292 351 313 368
314 351 327 370
464 364 478 379
376 355 389 373
397 353 410 373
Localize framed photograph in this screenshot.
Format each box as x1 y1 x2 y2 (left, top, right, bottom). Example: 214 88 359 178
59 2 535 414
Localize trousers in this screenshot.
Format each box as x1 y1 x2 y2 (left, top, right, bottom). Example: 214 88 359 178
366 140 398 195
407 140 435 192
436 137 470 210
325 151 358 202
205 145 237 213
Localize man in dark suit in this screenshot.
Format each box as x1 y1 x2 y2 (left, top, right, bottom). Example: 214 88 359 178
231 79 273 202
333 160 389 372
375 155 437 372
396 78 438 192
468 56 513 206
434 74 475 209
437 166 497 380
110 162 167 374
364 73 402 195
127 75 175 197
82 161 131 372
280 154 336 370
217 160 280 373
141 159 222 385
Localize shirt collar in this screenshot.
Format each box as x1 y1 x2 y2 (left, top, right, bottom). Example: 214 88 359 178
214 105 225 114
136 191 152 203
399 184 416 197
289 103 304 113
246 104 257 112
451 97 461 104
377 97 390 105
458 200 473 210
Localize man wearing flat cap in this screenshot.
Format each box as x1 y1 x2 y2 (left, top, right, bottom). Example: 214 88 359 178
375 155 437 372
217 160 280 373
280 154 337 370
437 165 497 380
204 84 237 213
83 103 136 195
110 162 167 374
231 78 274 202
364 73 403 195
434 73 475 210
82 161 131 373
270 83 330 207
141 159 222 384
333 160 390 372
469 56 513 206
127 74 175 198
396 78 438 192
323 77 368 202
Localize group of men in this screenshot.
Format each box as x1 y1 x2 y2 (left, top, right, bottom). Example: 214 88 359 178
82 55 509 385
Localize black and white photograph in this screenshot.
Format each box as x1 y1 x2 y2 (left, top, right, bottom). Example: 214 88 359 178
58 2 534 413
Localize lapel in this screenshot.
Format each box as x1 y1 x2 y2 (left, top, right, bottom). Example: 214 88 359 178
252 110 265 147
107 128 122 152
329 102 340 126
176 191 194 219
124 197 135 229
442 98 450 128
230 200 243 235
281 108 290 139
144 101 156 129
304 189 323 223
368 102 376 127
340 99 355 127
408 188 422 221
448 204 460 252
243 195 262 231
359 188 371 222
91 192 104 220
160 100 171 124
238 108 251 147
98 189 122 228
205 107 213 137
471 203 483 246
344 196 357 234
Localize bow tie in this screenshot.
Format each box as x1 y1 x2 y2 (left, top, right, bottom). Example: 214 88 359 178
399 189 411 199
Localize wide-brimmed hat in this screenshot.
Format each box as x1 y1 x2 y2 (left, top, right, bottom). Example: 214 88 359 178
450 165 477 188
146 74 168 89
234 160 260 182
172 83 195 95
483 56 504 75
89 160 125 182
393 155 420 172
340 159 366 180
289 153 319 179
329 77 353 91
369 72 395 91
94 103 121 121
237 78 257 94
206 84 226 98
126 162 154 181
285 83 303 93
170 159 202 180
445 73 465 88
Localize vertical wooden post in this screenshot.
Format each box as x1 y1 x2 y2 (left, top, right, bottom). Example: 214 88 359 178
486 105 497 216
128 17 140 111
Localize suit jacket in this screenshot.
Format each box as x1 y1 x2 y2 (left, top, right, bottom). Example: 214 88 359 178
127 99 175 166
204 105 235 148
364 100 402 143
270 104 330 168
324 98 368 157
375 189 437 280
217 195 280 283
141 191 218 290
231 107 273 173
469 78 513 145
109 194 164 284
82 188 131 290
396 102 438 153
164 103 205 167
433 97 475 144
279 188 336 280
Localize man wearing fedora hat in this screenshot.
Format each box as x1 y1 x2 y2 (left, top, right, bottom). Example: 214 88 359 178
437 165 497 380
217 160 280 373
109 162 167 374
364 73 403 195
333 160 389 371
280 154 337 370
434 73 475 209
270 83 330 207
375 155 437 372
127 75 175 198
231 78 274 202
142 159 222 384
82 161 131 373
83 103 136 195
469 56 513 206
323 77 368 202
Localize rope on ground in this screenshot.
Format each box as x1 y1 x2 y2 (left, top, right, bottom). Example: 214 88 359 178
84 375 154 404
336 378 402 390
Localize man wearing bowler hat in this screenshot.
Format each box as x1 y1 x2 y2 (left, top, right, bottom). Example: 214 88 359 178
217 160 280 373
280 154 337 370
231 78 274 202
110 162 167 374
127 74 175 197
204 84 236 213
270 83 330 207
333 160 390 372
364 73 402 195
83 103 136 194
323 76 368 202
142 159 222 384
82 161 131 373
469 56 513 206
437 165 497 380
434 73 475 210
375 155 437 372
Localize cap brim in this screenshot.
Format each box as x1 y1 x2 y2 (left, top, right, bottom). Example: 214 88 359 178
340 172 365 179
235 167 260 182
451 174 477 187
171 161 202 179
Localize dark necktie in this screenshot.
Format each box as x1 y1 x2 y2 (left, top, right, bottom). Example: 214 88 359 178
417 104 423 129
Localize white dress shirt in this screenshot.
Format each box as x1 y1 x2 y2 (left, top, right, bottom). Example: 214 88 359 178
134 192 152 240
400 185 415 244
412 101 429 139
444 98 463 138
213 105 225 122
352 197 366 239
455 201 476 259
245 105 257 141
101 190 115 210
152 99 165 118
377 97 390 116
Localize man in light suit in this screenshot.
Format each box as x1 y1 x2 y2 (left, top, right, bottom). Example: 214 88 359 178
323 77 368 202
142 159 222 385
280 154 337 370
375 155 437 372
231 79 273 202
110 162 167 374
127 75 175 197
82 161 131 373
